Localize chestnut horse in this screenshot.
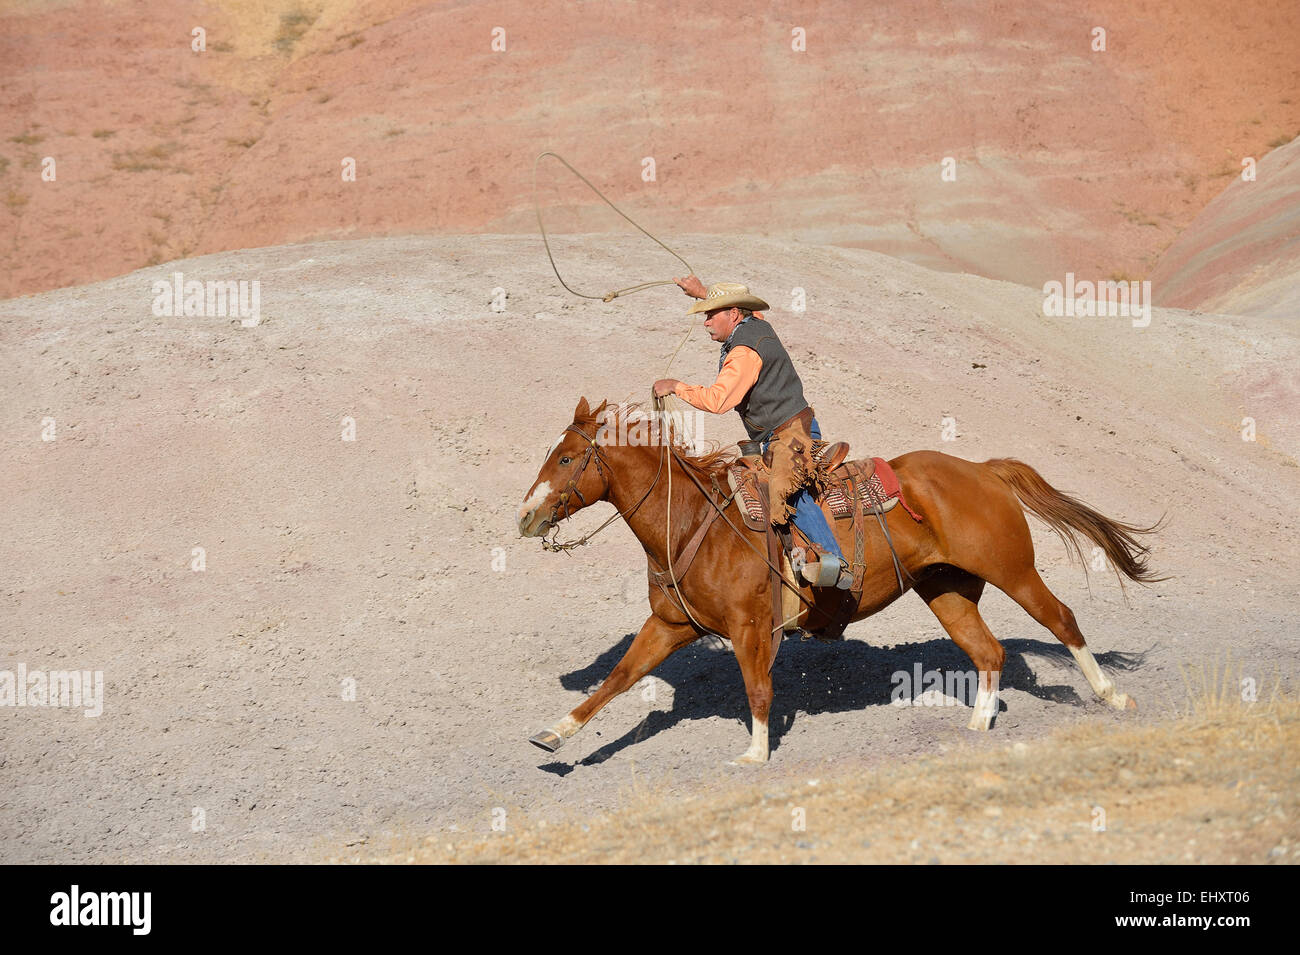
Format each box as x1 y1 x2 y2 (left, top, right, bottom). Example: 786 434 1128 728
517 397 1161 764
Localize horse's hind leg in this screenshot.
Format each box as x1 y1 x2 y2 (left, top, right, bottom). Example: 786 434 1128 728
914 569 1004 730
1000 566 1136 711
529 614 698 753
729 621 775 765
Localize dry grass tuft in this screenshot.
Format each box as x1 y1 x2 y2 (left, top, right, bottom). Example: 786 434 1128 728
274 8 318 54
111 141 182 173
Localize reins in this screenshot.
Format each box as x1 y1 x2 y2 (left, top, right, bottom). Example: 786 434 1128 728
539 421 663 554
538 400 820 637
654 396 821 636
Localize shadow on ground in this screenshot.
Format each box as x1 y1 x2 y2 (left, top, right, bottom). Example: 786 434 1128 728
539 629 1147 767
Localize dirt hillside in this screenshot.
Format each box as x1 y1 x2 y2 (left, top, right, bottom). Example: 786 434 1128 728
1 232 1296 862
1151 138 1300 318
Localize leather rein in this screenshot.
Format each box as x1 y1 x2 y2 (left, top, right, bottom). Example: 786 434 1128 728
538 422 661 553
538 407 821 626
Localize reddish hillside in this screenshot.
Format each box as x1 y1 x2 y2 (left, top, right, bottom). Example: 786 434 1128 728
2 0 1297 298
1150 138 1299 318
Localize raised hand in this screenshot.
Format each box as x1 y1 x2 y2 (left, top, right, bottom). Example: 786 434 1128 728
674 275 707 299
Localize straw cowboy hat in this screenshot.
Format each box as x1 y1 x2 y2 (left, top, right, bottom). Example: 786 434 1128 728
686 282 770 316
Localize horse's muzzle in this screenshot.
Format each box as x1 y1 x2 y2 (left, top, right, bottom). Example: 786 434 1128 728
517 509 554 538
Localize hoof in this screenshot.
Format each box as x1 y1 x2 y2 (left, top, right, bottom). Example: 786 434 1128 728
1109 693 1137 711
529 730 564 752
728 753 768 766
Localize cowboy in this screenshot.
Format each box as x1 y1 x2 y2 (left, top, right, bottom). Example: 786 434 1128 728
652 277 851 589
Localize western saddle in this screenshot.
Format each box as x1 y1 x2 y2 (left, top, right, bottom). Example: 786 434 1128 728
643 431 920 672
725 437 916 647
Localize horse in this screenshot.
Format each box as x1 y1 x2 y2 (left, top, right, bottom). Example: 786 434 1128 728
517 396 1162 764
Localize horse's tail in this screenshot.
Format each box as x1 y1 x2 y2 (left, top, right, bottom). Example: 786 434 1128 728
984 458 1167 588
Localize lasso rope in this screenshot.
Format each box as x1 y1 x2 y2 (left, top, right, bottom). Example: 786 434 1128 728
533 151 695 302
533 150 701 416
534 152 785 637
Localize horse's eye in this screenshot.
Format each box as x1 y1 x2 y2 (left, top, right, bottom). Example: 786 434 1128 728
560 456 572 465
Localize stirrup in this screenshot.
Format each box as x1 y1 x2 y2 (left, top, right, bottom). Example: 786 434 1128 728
801 557 851 588
823 441 850 472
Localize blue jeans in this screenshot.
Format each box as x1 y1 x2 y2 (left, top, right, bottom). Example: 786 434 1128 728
761 417 844 562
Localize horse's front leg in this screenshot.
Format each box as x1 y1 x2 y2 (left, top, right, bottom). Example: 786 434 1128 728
529 614 698 753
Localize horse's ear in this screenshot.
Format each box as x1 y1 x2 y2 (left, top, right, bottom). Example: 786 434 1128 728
574 396 590 420
592 399 608 418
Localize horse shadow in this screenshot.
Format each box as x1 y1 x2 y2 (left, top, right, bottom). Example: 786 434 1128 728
536 628 1148 770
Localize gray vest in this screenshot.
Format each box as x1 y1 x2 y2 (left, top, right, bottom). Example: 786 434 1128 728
720 317 809 440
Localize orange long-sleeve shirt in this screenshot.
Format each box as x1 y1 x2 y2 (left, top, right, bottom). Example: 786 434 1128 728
673 346 762 414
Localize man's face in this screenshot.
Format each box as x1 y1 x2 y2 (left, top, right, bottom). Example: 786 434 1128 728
703 306 741 342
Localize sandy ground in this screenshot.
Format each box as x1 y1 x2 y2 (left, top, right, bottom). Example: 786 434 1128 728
376 693 1300 865
1 232 1297 863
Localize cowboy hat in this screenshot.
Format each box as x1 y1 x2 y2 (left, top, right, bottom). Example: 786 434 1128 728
686 282 770 316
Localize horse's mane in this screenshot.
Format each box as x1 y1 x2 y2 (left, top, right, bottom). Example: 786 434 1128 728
587 399 738 479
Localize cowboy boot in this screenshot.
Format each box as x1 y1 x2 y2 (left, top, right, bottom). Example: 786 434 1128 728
800 555 853 589
736 439 763 470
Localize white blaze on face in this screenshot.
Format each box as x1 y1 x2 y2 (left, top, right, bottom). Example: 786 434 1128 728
518 432 572 534
518 480 553 526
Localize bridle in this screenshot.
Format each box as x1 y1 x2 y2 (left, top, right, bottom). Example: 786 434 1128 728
546 424 611 523
538 421 665 553
534 404 820 640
